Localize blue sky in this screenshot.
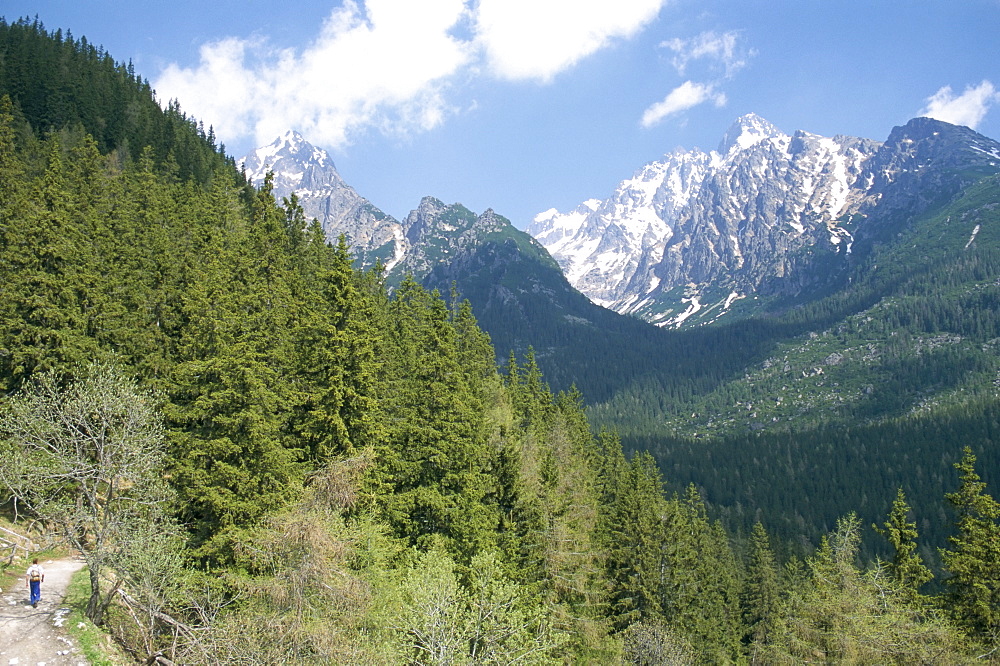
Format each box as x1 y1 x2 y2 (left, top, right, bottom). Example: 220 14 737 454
5 1 999 228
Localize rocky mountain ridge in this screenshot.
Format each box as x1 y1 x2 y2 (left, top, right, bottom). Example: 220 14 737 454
528 114 1000 327
237 132 669 387
240 133 528 284
239 115 1000 344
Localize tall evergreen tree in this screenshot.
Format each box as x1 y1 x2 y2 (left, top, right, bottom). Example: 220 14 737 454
941 446 1000 640
874 487 932 597
288 232 386 462
165 175 303 561
658 485 744 662
0 95 32 389
602 451 666 630
743 521 783 660
374 278 497 559
0 131 98 388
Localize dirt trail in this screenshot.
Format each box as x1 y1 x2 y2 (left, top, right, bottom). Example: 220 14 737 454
0 557 89 665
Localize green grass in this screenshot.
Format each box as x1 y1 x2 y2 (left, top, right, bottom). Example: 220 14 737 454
63 567 131 665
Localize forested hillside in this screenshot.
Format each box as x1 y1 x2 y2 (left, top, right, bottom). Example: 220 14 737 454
1 18 1000 663
589 162 1000 564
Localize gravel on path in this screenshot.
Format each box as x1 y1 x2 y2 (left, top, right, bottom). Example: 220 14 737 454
0 557 89 666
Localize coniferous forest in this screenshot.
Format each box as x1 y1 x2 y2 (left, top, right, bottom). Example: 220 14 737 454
2 18 1000 664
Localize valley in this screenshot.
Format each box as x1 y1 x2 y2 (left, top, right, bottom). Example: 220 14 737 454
241 109 1000 563
2 13 1000 663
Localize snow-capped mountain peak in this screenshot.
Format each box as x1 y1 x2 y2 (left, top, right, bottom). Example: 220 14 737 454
529 114 881 325
240 131 341 193
717 112 784 155
529 115 1000 328
238 134 404 270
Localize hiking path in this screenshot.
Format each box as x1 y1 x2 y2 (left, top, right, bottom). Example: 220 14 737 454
0 556 88 665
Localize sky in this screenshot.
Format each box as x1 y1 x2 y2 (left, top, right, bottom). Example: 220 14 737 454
4 1 1000 228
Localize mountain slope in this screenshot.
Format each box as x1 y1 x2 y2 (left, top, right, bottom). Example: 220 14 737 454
411 202 682 397
591 169 1000 436
590 166 1000 556
524 115 1000 555
0 17 235 185
850 117 1000 253
242 118 1000 559
239 136 560 290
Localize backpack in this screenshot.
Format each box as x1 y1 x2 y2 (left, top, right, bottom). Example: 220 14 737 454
29 569 41 582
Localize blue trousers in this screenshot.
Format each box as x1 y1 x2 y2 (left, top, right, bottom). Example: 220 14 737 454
29 580 40 606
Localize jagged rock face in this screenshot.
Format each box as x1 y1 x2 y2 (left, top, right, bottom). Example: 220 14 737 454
241 118 1000 330
655 126 878 301
528 114 1000 327
850 118 1000 247
239 131 405 271
240 134 530 286
529 114 880 324
530 150 712 309
393 197 510 280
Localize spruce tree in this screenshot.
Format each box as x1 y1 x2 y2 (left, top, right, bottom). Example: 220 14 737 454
602 451 666 630
0 95 31 389
940 446 1000 640
0 132 97 387
165 174 303 562
874 487 932 597
658 485 744 662
287 230 386 463
374 278 496 559
744 521 783 658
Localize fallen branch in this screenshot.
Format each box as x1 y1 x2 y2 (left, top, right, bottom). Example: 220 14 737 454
116 588 197 641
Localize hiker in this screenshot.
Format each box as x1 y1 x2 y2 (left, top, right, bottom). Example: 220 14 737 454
25 558 44 608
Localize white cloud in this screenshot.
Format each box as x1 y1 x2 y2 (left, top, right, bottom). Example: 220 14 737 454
919 80 999 129
474 0 667 82
156 0 471 151
155 37 263 141
153 0 669 152
662 30 748 77
638 30 751 129
641 80 726 128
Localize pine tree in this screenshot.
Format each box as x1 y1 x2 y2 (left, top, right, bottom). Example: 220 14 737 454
602 451 666 630
287 230 386 463
940 446 1000 640
0 95 31 390
374 278 497 558
874 487 932 597
165 174 303 562
658 485 744 662
744 521 783 659
0 132 97 388
107 146 191 381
